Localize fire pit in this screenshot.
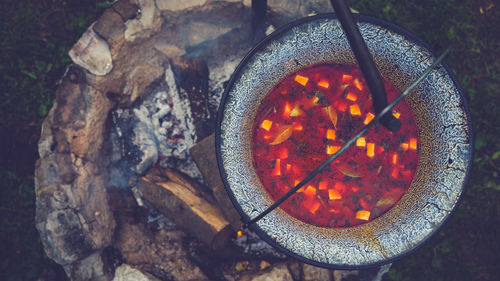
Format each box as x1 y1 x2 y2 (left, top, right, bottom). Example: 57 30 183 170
217 13 472 268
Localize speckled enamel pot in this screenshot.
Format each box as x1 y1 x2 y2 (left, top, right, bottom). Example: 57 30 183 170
216 14 472 269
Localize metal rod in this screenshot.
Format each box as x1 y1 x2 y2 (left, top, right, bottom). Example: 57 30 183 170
243 47 451 228
330 0 401 132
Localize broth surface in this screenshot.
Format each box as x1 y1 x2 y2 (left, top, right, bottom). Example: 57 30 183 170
251 62 419 227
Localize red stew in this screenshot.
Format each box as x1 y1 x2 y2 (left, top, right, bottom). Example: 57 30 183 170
251 62 419 228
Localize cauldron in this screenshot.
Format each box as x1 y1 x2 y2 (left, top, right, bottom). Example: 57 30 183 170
216 14 472 269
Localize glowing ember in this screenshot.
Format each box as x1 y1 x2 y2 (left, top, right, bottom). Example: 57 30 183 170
252 62 419 228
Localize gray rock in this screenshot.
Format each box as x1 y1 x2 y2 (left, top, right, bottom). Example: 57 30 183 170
65 251 112 281
124 0 162 41
93 8 126 47
112 0 139 20
69 25 113 76
302 263 333 281
250 263 293 281
112 264 161 281
156 0 208 12
267 0 333 27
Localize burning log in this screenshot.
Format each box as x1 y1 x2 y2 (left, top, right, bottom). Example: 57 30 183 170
137 168 233 251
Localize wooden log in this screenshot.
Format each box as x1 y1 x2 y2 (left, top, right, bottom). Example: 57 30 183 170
189 134 243 229
137 176 233 251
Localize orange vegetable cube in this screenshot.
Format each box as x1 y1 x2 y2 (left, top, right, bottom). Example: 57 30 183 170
318 80 330 88
364 112 375 125
294 74 309 86
328 189 342 200
350 104 361 116
327 145 340 155
261 120 272 131
392 110 401 119
341 74 353 83
327 129 336 140
409 138 418 150
367 143 375 157
356 210 370 221
346 92 358 101
356 137 366 147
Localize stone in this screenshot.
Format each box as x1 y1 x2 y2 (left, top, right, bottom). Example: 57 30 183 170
93 8 126 47
112 0 139 20
65 251 113 281
156 0 208 12
124 0 162 42
69 25 113 76
121 49 165 103
302 263 332 281
35 65 116 279
112 264 161 281
250 263 293 281
267 0 333 27
332 270 359 281
287 262 302 281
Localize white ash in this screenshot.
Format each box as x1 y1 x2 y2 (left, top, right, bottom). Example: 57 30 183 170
109 64 203 188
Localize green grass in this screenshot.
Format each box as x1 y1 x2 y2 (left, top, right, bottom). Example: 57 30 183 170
0 0 499 280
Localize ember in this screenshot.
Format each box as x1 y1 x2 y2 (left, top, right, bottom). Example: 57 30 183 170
251 62 419 227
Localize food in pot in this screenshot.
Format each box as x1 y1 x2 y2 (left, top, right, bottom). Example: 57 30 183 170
251 62 419 227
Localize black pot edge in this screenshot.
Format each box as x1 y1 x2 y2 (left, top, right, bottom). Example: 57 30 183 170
215 12 474 270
